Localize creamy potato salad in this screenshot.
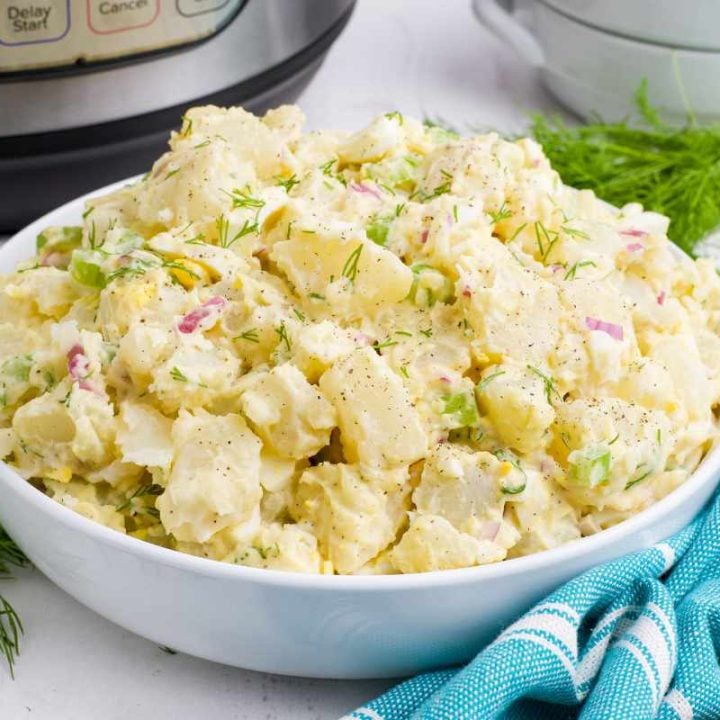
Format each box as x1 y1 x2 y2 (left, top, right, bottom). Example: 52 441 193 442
1 106 719 574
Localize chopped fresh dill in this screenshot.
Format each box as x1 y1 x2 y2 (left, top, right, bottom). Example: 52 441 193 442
194 139 211 149
275 322 291 351
608 433 621 446
82 206 94 220
308 292 326 301
234 328 259 343
116 483 163 512
534 221 559 262
216 216 258 248
162 260 200 280
180 115 192 136
276 174 300 193
87 221 98 249
169 367 188 383
0 528 26 678
476 370 506 393
489 202 512 224
384 111 404 124
373 338 399 350
564 260 597 280
562 225 589 240
166 168 181 180
226 187 265 211
341 245 363 282
319 159 337 175
293 308 306 322
0 596 23 679
399 365 409 378
507 222 527 243
419 327 433 338
626 468 653 490
527 365 562 404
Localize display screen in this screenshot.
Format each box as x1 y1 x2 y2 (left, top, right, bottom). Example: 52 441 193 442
0 0 245 73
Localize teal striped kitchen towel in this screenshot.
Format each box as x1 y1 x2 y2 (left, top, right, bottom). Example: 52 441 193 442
343 491 720 720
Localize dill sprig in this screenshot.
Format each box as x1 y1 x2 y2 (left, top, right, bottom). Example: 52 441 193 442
530 81 720 255
0 524 27 678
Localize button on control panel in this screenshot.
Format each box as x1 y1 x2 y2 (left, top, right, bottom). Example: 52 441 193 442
87 0 159 34
0 0 70 46
0 0 245 72
176 0 228 18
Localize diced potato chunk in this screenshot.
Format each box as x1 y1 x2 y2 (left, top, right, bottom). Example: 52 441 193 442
240 363 336 459
158 409 262 543
476 363 555 453
292 462 408 574
319 347 427 469
271 227 413 311
390 514 505 573
116 401 174 471
413 444 509 538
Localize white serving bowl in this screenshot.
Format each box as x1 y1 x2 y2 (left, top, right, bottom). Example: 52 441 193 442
474 0 720 123
0 180 718 679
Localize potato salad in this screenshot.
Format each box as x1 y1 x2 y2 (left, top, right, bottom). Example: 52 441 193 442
1 106 719 575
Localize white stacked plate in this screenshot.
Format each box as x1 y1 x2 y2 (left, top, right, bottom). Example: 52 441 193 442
474 0 720 123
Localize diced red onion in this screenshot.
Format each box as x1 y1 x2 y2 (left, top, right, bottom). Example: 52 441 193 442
462 286 472 298
657 291 666 306
625 242 644 253
620 228 647 238
353 332 371 345
41 252 65 268
420 229 429 244
585 316 624 341
67 344 103 395
67 344 90 381
349 182 383 201
478 521 501 541
439 375 451 384
178 296 228 334
551 264 564 273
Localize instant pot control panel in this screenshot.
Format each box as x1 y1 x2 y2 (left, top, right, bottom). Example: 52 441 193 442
0 0 246 73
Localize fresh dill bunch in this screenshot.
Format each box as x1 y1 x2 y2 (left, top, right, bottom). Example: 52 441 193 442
0 524 27 677
529 81 720 256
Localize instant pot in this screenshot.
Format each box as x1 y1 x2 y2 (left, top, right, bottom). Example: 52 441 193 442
0 0 355 230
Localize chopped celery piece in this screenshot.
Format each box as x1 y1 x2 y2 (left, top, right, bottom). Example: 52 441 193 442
366 215 392 246
70 250 107 289
2 355 33 382
442 391 480 428
36 226 82 253
568 445 611 488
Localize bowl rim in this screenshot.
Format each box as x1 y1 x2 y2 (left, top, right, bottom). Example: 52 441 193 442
2 176 719 591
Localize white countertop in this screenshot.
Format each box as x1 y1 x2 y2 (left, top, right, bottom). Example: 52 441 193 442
2 1 560 717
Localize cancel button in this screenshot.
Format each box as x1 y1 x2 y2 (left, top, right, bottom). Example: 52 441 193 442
88 0 158 33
